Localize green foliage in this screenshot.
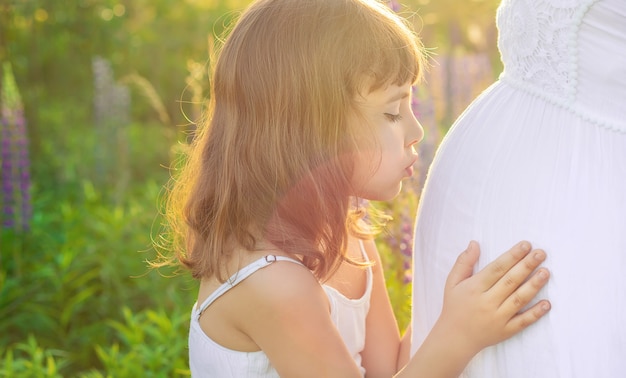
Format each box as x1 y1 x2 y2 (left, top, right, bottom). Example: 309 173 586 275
0 335 69 378
88 307 190 377
0 114 196 374
0 308 190 378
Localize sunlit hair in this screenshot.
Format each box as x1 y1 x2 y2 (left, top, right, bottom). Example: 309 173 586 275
161 0 425 282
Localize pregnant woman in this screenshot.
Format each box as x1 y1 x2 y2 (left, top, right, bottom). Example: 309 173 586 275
410 0 626 377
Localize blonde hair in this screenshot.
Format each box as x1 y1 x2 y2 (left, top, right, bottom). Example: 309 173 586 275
161 0 424 282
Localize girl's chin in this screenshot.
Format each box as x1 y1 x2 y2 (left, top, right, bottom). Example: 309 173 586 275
352 180 404 201
368 185 403 202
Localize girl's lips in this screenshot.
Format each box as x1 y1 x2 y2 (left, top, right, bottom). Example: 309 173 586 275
404 156 418 177
405 165 414 177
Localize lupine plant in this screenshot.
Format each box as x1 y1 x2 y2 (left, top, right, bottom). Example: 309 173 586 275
0 61 31 232
92 56 131 203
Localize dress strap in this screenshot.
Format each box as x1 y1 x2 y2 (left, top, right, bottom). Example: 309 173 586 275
195 255 304 318
357 239 373 295
357 239 369 262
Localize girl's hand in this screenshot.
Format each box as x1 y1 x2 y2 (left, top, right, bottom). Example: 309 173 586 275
396 240 550 378
438 240 551 356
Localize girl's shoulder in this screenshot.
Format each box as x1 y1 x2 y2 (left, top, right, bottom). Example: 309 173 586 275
197 252 330 349
239 255 323 301
204 250 325 311
216 252 330 325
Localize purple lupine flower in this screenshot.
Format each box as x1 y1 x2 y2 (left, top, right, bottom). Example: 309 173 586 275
399 215 413 257
398 212 414 283
92 56 130 186
1 62 31 231
403 269 412 284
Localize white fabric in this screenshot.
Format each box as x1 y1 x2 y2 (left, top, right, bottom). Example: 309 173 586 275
189 241 372 377
323 243 373 377
410 0 626 377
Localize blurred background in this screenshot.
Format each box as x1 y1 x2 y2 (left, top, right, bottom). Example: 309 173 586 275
1 0 502 376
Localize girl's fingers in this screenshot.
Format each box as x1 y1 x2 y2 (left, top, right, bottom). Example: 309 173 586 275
489 249 547 302
473 241 533 291
504 298 552 337
499 267 550 318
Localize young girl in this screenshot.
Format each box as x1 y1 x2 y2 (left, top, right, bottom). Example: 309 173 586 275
159 0 551 376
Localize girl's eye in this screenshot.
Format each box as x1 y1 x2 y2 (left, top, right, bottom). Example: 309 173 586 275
385 113 403 122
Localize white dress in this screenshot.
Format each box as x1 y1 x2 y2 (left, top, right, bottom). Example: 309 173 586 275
410 1 626 377
189 241 373 377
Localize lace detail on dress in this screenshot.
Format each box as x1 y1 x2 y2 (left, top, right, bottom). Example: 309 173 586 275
496 0 597 102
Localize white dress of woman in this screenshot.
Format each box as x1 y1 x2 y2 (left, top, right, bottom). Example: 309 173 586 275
410 0 626 377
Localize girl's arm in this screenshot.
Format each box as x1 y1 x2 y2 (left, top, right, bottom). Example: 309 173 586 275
397 323 412 371
361 238 549 377
360 238 405 377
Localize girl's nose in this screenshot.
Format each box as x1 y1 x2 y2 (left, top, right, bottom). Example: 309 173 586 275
406 114 424 148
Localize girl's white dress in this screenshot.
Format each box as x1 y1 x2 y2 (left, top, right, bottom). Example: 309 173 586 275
189 241 373 377
410 0 626 377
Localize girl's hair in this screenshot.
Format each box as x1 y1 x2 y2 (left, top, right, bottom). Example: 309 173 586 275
162 0 425 282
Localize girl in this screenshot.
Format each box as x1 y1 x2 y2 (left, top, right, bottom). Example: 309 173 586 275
159 0 551 376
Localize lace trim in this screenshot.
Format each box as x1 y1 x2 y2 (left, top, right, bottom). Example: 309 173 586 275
496 0 598 103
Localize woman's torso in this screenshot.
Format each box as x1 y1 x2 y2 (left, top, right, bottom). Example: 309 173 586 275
410 0 626 376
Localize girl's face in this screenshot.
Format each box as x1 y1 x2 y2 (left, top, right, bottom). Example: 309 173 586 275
349 83 423 201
